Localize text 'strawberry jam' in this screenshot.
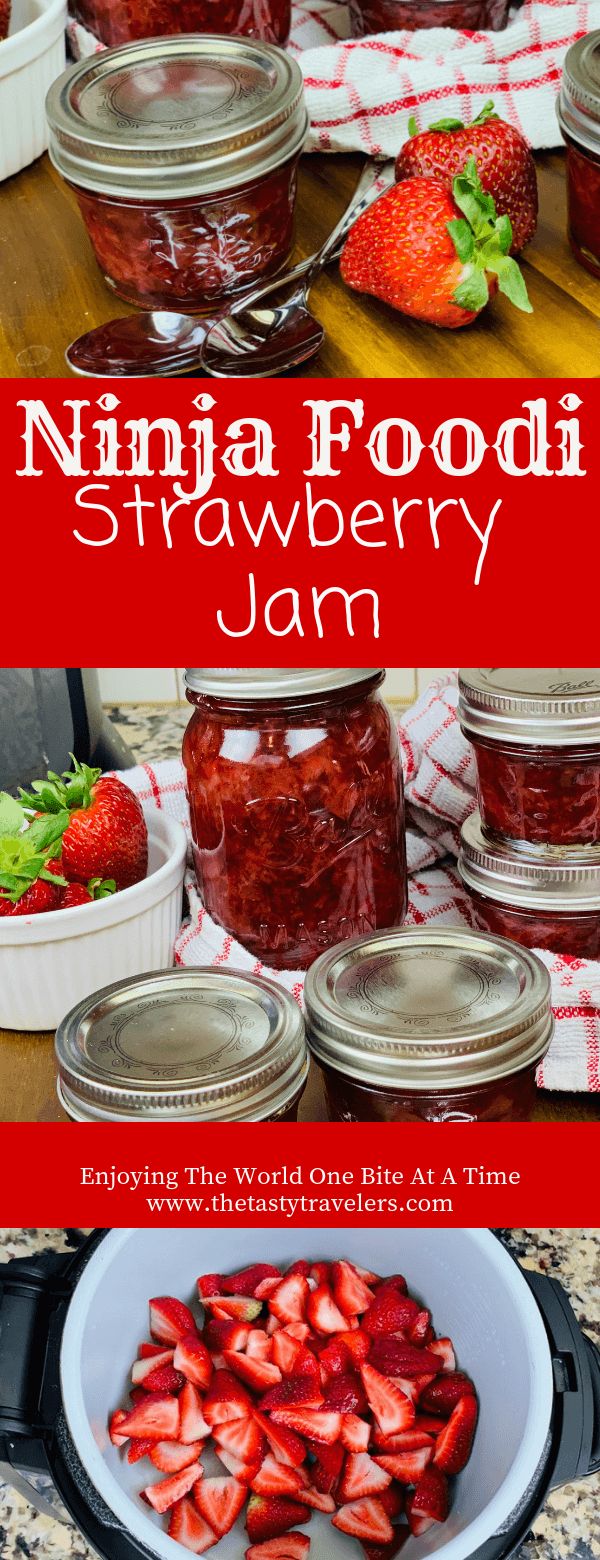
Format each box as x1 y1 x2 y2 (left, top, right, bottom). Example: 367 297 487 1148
305 926 553 1122
459 810 600 960
349 0 508 31
55 967 309 1122
46 37 307 312
558 33 600 278
459 668 600 846
182 669 408 970
69 0 290 47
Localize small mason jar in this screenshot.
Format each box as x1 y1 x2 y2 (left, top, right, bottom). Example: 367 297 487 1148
349 0 509 33
558 33 600 279
304 926 553 1122
46 38 307 312
182 668 408 970
459 668 600 847
68 0 291 48
55 968 309 1122
460 810 600 960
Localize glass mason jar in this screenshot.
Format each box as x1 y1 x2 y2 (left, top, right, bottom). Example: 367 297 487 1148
459 810 600 960
349 0 508 33
55 968 309 1122
304 926 553 1122
46 38 307 312
558 33 600 279
69 0 291 48
182 669 408 970
459 668 600 846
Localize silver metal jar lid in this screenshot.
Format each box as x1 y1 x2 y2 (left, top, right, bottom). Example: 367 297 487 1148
184 669 383 699
46 35 308 200
460 809 600 912
459 668 600 746
304 926 553 1091
55 967 308 1122
557 32 600 157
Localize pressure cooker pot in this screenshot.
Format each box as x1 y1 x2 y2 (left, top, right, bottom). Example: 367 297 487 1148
0 1228 598 1560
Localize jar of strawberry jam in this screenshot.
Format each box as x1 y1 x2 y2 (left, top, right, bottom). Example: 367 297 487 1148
69 0 290 48
55 968 309 1122
46 38 307 311
558 33 600 279
182 669 407 970
304 926 553 1122
349 0 509 33
460 810 600 959
459 669 600 847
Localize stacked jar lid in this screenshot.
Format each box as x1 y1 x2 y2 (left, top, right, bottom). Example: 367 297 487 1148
458 668 600 957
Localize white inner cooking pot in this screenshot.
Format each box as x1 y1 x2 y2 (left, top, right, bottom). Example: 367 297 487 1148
60 1228 554 1560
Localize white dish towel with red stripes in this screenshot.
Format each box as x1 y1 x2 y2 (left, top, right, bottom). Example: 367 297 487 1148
113 672 599 1095
68 0 600 155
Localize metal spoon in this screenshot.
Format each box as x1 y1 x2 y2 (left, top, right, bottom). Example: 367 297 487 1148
65 159 394 379
201 158 395 378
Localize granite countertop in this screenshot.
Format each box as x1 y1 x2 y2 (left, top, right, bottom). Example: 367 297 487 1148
0 1228 597 1560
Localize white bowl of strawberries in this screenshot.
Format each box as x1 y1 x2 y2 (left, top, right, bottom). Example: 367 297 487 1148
0 761 187 1031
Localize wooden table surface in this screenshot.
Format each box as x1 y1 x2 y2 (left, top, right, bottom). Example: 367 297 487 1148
1 147 599 378
0 1026 597 1121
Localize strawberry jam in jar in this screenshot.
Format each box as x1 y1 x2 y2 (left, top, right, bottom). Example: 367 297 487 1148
460 810 600 959
55 968 309 1122
305 926 553 1122
349 0 509 33
69 0 291 47
558 33 600 278
182 669 407 970
46 38 307 311
459 669 600 847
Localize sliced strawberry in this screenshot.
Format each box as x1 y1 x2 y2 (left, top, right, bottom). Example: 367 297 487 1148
340 1453 393 1502
371 1430 433 1454
253 1412 306 1469
270 1409 342 1445
362 1291 420 1337
391 1374 435 1405
331 1262 375 1318
294 1487 336 1513
194 1475 247 1537
138 1342 167 1359
150 1297 198 1346
109 1409 128 1447
408 1310 432 1346
360 1366 415 1437
143 1463 202 1514
433 1395 478 1474
332 1498 394 1544
246 1332 274 1361
322 1373 367 1416
362 1530 410 1560
132 1349 174 1385
204 1319 251 1355
376 1276 407 1295
245 1537 310 1560
287 1262 311 1279
283 1324 310 1344
378 1485 404 1521
251 1455 306 1497
428 1338 456 1372
368 1340 441 1378
415 1415 447 1434
168 1496 217 1553
310 1263 331 1286
197 1274 224 1300
373 1447 433 1484
179 1383 211 1444
203 1369 253 1426
246 1495 311 1545
305 1438 344 1496
224 1351 282 1393
213 1416 265 1464
340 1414 371 1453
127 1437 156 1464
410 1465 449 1524
174 1334 213 1390
141 1365 186 1394
256 1278 285 1302
420 1372 475 1415
150 1440 204 1474
292 1348 321 1383
260 1377 324 1412
317 1339 350 1379
307 1286 348 1336
204 1297 263 1323
270 1276 309 1327
215 1448 262 1484
271 1333 302 1376
118 1393 180 1443
225 1265 282 1297
339 1330 372 1368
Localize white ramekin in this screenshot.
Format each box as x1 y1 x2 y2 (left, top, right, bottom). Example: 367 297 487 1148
0 808 187 1031
0 0 66 182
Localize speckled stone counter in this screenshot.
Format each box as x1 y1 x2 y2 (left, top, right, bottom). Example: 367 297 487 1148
0 1228 597 1560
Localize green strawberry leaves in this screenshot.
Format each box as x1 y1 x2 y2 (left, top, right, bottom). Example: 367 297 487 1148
448 156 532 315
415 98 499 136
0 836 67 902
89 877 117 900
19 756 102 817
0 793 26 838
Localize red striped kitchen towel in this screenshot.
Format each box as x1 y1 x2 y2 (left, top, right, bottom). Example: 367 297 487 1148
111 672 600 1094
67 0 599 156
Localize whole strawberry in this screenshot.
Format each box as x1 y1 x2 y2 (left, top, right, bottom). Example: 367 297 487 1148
0 852 65 916
20 759 148 891
340 158 531 328
396 100 538 255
